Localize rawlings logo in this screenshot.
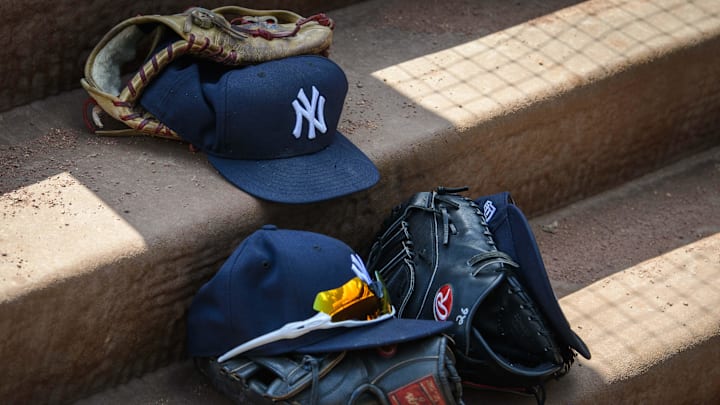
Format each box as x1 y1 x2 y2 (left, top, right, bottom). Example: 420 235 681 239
388 375 447 405
433 284 453 321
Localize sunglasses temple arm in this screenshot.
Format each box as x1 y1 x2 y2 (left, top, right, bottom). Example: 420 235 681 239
217 312 332 363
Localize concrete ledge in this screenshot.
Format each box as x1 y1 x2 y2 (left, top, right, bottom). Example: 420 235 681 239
1 0 719 403
76 147 720 404
543 236 720 404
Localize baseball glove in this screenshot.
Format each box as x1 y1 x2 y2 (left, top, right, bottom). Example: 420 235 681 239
366 187 591 400
195 335 464 405
81 6 334 138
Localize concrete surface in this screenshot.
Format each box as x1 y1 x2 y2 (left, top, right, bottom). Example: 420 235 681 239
76 146 720 404
1 0 720 403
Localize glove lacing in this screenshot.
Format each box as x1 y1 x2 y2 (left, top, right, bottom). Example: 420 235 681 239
423 187 521 270
370 187 520 316
301 355 321 405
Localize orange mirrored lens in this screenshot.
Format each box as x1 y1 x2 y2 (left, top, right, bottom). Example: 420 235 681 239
313 277 388 322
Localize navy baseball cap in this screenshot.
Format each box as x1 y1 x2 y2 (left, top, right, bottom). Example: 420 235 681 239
476 192 591 360
186 225 452 359
139 55 379 204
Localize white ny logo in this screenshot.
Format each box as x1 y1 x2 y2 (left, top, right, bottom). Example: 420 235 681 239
291 86 327 140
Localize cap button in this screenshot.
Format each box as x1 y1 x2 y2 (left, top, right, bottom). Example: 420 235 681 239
261 224 278 231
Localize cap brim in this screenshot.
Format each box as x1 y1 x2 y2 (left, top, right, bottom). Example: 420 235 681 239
246 317 452 356
505 205 591 359
479 193 591 360
207 132 379 204
299 317 452 354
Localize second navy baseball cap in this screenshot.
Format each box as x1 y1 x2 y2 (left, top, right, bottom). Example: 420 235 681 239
186 226 452 358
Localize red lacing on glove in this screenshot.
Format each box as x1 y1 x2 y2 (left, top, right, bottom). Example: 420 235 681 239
82 98 100 134
230 13 334 40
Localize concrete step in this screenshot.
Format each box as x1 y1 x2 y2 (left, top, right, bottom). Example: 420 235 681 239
76 146 720 404
1 0 719 403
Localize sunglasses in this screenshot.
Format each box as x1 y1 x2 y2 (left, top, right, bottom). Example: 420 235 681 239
313 272 392 322
217 261 394 363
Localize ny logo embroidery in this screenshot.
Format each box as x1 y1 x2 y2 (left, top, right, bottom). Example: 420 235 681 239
292 86 327 140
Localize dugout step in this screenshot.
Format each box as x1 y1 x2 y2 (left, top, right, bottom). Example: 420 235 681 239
1 0 720 403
